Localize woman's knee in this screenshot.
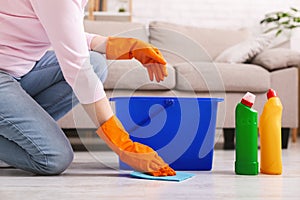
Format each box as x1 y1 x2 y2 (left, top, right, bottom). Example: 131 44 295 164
32 128 74 175
37 145 74 175
89 51 108 83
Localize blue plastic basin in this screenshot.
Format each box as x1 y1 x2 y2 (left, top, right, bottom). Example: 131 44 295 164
110 96 223 170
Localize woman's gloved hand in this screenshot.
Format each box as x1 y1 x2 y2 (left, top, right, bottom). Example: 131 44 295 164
106 37 168 82
96 115 176 177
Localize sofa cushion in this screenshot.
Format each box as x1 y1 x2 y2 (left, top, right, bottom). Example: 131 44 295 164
214 34 273 63
149 21 251 63
103 59 176 90
251 48 300 71
84 20 149 42
174 62 270 92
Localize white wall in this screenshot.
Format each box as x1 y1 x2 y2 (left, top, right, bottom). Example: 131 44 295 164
130 0 300 33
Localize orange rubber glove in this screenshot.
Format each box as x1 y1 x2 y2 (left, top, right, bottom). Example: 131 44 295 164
96 115 176 176
106 37 168 82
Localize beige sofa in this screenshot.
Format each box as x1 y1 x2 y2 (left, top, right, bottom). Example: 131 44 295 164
58 21 300 149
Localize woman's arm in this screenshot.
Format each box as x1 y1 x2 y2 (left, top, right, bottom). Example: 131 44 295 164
82 97 113 127
29 0 105 104
94 36 168 82
90 35 108 54
29 0 175 176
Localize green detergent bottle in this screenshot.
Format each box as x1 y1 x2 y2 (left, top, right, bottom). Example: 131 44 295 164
235 92 259 175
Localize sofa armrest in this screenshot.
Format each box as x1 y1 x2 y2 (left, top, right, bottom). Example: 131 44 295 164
103 60 176 90
251 48 300 71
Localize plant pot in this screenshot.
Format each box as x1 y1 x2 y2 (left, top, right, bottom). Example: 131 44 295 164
290 29 300 52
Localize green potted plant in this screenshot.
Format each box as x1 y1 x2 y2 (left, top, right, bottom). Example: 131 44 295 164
260 7 300 36
118 0 128 13
260 7 300 51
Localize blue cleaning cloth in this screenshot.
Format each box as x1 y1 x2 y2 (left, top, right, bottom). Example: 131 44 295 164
130 171 195 182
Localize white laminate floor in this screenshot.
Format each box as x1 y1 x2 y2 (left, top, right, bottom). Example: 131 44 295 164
0 139 299 200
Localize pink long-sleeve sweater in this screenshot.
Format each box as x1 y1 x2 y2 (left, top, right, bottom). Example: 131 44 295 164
0 0 105 104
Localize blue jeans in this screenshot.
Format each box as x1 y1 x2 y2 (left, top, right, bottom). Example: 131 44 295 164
0 51 108 175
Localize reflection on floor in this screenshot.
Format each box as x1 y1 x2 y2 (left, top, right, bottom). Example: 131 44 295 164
0 138 299 200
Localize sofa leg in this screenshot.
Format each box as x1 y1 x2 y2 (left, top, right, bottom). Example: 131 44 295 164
291 128 298 143
223 128 235 150
281 128 290 149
